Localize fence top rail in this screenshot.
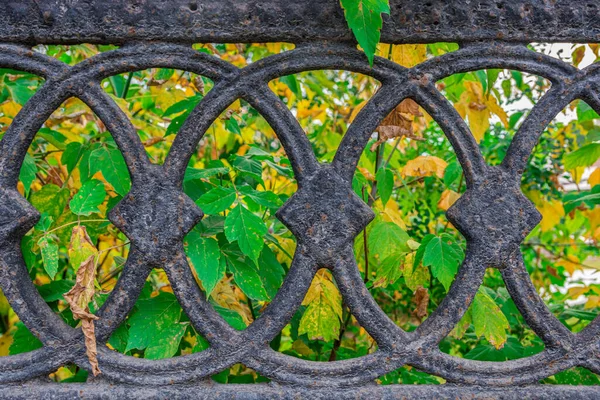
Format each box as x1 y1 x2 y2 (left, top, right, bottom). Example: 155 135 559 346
1 0 599 45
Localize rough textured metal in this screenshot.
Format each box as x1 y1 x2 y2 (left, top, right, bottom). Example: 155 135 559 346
0 0 599 398
2 0 600 45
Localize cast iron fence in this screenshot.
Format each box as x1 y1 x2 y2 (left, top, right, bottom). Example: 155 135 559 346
0 0 599 398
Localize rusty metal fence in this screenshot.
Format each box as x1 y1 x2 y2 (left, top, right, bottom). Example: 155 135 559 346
0 0 599 398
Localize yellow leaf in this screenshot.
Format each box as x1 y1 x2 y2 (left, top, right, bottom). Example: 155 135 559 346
301 270 342 319
391 44 427 68
556 255 581 275
589 168 600 187
0 101 21 118
454 81 508 142
585 295 600 309
349 101 367 122
299 270 343 342
212 278 253 326
568 286 589 299
438 190 461 211
571 166 586 184
0 333 12 356
402 156 448 179
536 200 564 232
374 199 408 230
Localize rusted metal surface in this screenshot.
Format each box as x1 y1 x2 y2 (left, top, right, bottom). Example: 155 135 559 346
0 1 599 398
1 0 600 45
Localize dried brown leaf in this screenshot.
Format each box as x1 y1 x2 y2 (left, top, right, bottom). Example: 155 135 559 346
372 99 424 151
412 286 429 321
64 255 100 375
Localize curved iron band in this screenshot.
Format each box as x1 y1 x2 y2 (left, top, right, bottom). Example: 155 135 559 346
249 42 600 385
0 40 596 384
0 42 329 384
0 47 86 381
0 45 244 381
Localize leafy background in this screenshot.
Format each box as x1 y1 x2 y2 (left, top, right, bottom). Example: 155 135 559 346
0 30 599 385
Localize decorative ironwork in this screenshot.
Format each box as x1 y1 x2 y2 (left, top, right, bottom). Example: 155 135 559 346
0 1 599 398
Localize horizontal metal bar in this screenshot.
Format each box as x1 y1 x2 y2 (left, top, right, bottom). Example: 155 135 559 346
0 0 599 45
1 383 599 399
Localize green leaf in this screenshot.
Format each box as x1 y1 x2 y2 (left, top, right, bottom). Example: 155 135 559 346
213 305 247 330
564 143 600 170
19 153 37 197
340 0 391 66
37 280 74 302
280 75 301 97
89 145 131 196
375 167 394 206
61 142 84 174
37 128 68 150
422 234 463 291
225 255 269 301
37 236 59 279
184 167 230 181
414 234 434 269
9 322 42 355
257 246 285 299
163 95 203 117
224 204 267 264
238 186 283 209
368 220 410 262
144 323 187 360
443 161 461 188
125 292 183 358
185 232 223 296
196 187 236 215
373 254 404 288
577 101 600 123
5 79 35 105
232 156 263 182
108 324 129 354
69 179 106 216
155 68 174 82
471 288 509 349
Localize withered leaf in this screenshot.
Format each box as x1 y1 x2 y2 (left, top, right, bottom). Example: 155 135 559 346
372 99 424 151
64 255 100 376
412 286 429 321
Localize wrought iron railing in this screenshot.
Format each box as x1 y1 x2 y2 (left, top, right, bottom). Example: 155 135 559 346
0 0 599 398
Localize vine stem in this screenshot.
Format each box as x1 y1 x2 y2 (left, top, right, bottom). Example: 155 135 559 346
43 219 110 235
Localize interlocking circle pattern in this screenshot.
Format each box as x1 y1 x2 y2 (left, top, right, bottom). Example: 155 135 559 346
1 41 599 388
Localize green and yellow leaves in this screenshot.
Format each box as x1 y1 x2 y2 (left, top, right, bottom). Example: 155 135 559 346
125 292 186 360
419 234 464 292
471 289 510 349
69 179 106 216
454 288 510 350
224 204 268 264
299 270 343 342
340 0 391 66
